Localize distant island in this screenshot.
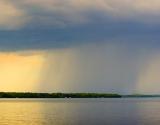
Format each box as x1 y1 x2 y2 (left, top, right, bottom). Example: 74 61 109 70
0 92 159 98
0 92 121 98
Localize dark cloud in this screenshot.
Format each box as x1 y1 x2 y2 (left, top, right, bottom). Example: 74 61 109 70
1 0 160 51
0 20 160 51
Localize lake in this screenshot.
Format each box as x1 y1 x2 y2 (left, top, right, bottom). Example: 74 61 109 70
0 98 160 125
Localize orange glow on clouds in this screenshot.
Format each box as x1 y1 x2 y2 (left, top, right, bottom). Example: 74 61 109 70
0 52 45 92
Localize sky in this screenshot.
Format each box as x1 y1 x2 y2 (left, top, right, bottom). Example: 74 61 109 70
0 0 160 94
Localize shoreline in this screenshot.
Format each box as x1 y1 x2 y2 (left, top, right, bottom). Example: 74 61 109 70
0 92 159 98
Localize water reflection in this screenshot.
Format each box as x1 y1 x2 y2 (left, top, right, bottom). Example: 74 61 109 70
0 98 160 125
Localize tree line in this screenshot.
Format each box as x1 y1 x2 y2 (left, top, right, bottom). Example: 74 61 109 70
0 92 121 98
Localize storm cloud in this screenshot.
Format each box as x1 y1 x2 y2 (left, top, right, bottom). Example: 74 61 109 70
0 0 160 94
0 0 160 51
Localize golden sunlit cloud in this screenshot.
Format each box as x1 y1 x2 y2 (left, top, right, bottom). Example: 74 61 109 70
0 52 45 92
0 0 30 29
1 0 160 29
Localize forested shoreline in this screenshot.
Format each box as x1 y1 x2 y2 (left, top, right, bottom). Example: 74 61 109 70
0 92 121 98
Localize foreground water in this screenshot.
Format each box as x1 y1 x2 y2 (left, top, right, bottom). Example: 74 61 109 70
0 98 160 125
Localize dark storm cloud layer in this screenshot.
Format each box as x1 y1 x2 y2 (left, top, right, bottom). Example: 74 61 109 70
1 21 160 51
0 0 160 50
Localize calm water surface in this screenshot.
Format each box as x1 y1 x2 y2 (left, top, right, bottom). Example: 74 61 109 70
0 98 160 125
